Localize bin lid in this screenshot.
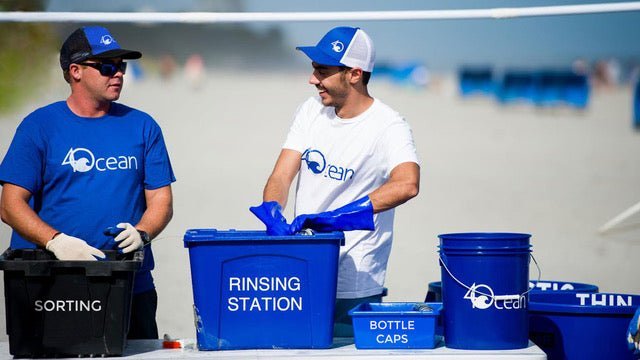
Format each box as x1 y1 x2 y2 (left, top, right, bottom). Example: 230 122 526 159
183 229 345 245
0 249 143 275
529 292 640 315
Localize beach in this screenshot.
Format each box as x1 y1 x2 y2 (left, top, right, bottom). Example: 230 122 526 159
0 68 638 341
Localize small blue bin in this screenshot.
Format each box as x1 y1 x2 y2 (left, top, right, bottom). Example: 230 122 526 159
183 229 344 350
349 302 442 349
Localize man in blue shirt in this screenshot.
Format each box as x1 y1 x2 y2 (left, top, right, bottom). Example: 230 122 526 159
0 26 176 339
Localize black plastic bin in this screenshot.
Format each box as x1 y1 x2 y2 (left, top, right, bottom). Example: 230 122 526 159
0 248 142 358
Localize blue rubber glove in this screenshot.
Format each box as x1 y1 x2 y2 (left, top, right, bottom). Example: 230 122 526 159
104 226 124 250
289 196 375 234
628 306 640 355
250 201 293 236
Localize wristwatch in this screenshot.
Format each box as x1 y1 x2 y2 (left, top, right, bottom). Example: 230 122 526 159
137 230 151 245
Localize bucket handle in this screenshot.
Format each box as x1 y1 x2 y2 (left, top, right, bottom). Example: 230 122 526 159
438 253 541 301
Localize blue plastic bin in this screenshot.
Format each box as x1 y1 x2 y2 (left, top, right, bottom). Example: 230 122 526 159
529 292 640 360
349 302 442 349
183 229 344 350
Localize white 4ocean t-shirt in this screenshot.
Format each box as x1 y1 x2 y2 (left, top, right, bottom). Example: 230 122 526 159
283 96 419 299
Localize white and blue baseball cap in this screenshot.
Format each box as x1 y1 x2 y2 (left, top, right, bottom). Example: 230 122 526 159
296 26 376 72
60 26 142 70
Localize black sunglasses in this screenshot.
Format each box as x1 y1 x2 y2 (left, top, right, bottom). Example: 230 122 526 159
79 61 127 76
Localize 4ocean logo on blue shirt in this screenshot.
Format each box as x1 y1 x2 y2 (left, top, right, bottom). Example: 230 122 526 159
61 147 138 173
301 148 354 182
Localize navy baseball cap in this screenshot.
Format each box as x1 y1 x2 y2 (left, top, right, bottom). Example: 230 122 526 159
296 26 375 72
60 26 142 70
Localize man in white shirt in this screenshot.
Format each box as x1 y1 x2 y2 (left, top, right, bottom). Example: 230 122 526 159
256 26 420 336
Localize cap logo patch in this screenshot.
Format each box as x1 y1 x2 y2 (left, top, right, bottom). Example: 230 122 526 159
331 40 344 53
100 35 114 45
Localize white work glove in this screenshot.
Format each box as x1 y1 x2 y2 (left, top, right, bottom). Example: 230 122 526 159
114 223 144 253
46 233 105 261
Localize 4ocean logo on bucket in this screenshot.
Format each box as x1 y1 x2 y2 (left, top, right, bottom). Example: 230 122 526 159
464 283 526 310
62 147 138 173
301 148 355 182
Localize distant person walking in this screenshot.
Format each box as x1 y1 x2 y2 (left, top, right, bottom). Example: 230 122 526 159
184 53 205 89
0 26 176 339
159 54 177 80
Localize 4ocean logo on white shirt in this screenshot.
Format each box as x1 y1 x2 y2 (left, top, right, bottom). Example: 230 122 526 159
301 148 354 182
61 147 138 173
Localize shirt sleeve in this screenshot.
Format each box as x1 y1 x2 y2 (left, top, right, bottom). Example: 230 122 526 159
143 119 176 190
282 99 312 153
379 120 420 175
0 120 44 194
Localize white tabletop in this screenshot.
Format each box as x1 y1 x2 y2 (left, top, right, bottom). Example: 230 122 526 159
0 339 546 359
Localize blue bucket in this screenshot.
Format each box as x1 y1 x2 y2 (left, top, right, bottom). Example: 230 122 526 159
439 232 532 350
529 292 640 360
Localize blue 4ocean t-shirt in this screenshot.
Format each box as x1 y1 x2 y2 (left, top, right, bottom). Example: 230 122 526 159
0 101 176 294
